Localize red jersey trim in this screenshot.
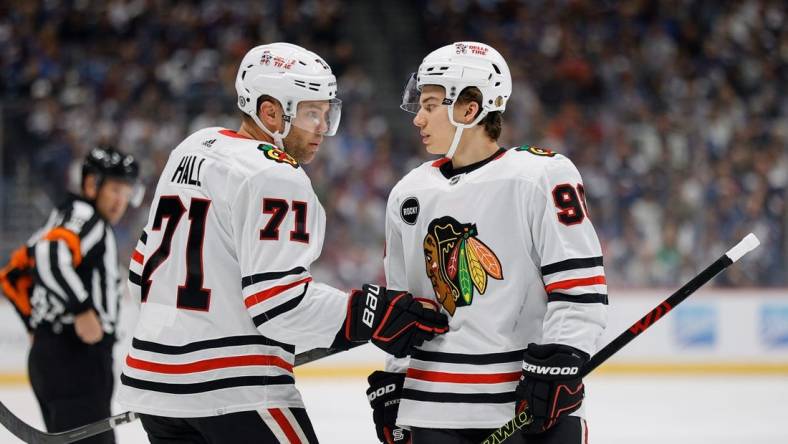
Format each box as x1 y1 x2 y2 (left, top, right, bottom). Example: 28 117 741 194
431 149 508 168
131 250 144 265
244 277 313 309
431 157 451 167
269 408 302 444
406 368 521 384
545 276 606 293
125 354 293 374
218 129 253 140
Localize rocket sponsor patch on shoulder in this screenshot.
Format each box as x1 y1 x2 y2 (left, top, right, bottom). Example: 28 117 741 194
400 197 420 225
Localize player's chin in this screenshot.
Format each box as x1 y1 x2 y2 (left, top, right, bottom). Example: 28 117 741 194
425 144 447 156
300 149 318 164
107 211 124 225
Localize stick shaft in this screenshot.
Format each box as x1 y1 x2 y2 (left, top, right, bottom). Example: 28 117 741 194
294 346 354 367
482 254 735 444
581 255 731 376
0 345 356 443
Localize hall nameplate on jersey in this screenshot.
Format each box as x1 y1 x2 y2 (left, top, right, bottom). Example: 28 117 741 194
170 154 206 187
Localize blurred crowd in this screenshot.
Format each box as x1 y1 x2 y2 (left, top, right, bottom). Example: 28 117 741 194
421 0 787 286
1 0 785 288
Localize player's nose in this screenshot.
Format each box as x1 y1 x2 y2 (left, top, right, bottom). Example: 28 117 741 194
413 111 426 128
317 116 329 134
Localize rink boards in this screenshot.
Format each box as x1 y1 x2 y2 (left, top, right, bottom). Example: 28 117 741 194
0 288 786 383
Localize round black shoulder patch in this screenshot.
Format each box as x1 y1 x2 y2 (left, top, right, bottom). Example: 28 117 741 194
400 197 420 225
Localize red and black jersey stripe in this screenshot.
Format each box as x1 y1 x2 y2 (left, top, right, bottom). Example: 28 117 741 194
128 270 142 286
244 277 312 309
120 373 295 394
402 388 517 404
252 283 309 327
540 256 603 276
549 292 608 304
541 256 608 305
123 334 296 394
131 334 295 355
241 266 307 288
412 349 524 365
403 349 524 404
241 267 311 319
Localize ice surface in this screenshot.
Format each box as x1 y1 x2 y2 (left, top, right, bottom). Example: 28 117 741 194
0 375 786 443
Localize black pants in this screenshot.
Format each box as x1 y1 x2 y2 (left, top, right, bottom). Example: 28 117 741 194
412 416 585 444
28 327 115 444
139 407 319 444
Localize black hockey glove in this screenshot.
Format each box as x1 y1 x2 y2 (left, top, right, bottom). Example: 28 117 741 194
332 284 448 358
515 343 589 434
366 371 411 444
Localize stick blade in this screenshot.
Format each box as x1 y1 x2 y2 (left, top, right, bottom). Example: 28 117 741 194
725 233 760 263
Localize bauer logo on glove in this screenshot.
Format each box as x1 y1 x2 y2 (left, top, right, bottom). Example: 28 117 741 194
333 284 449 358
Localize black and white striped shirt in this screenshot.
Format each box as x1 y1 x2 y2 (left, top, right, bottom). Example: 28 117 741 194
27 194 121 338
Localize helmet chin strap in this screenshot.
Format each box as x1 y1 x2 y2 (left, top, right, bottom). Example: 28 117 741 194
445 125 465 159
251 113 292 150
444 105 489 159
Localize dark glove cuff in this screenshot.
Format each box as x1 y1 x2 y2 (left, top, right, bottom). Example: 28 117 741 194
366 370 405 409
331 288 374 349
521 343 589 380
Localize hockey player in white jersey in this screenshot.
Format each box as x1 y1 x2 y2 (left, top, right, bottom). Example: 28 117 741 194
118 43 448 444
365 42 607 443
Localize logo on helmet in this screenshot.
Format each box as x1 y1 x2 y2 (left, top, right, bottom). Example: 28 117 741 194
272 56 295 70
468 44 489 56
238 96 247 107
260 51 272 65
454 43 467 54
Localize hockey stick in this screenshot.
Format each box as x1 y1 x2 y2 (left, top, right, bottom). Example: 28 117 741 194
0 345 359 443
295 345 352 366
481 233 761 444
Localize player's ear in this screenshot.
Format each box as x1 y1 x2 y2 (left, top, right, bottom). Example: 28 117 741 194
258 100 282 132
463 101 479 124
455 101 478 125
82 174 98 200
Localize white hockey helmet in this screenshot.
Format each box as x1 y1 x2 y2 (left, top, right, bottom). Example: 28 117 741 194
235 42 341 148
402 42 511 158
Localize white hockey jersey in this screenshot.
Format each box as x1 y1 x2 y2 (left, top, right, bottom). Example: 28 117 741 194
118 128 349 417
384 146 608 429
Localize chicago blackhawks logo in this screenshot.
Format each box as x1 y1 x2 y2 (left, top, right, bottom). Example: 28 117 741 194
257 144 299 168
423 216 503 315
516 144 556 157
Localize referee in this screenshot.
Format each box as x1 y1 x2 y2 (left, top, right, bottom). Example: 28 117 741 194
0 146 142 443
